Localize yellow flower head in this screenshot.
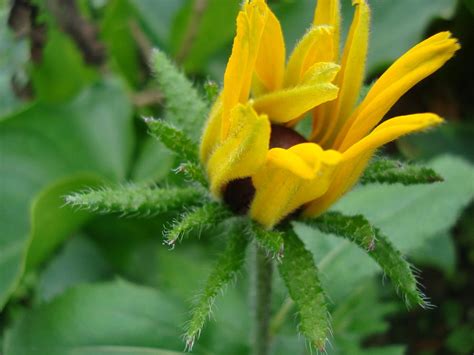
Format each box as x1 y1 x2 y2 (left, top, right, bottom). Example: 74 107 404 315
200 0 460 229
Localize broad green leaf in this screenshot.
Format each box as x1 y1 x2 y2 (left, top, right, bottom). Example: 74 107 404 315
36 235 112 302
100 0 142 87
331 280 402 354
0 79 133 309
0 9 29 117
170 0 240 73
150 49 208 141
3 280 185 355
353 0 457 72
31 29 98 103
275 0 457 73
26 174 104 270
335 155 474 253
360 158 443 185
278 229 329 351
399 123 474 163
129 0 185 49
410 232 456 276
65 185 203 217
297 155 474 304
184 226 248 350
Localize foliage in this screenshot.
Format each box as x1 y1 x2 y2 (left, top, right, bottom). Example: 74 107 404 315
0 1 473 354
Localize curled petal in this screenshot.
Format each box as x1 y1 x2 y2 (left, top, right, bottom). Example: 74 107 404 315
313 0 341 61
313 0 370 147
335 31 460 151
250 143 341 228
207 104 270 197
304 113 443 217
254 3 286 93
284 25 335 87
253 63 340 123
221 1 268 139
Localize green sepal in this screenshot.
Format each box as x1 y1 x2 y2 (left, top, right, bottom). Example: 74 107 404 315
278 228 330 351
151 49 208 141
144 117 199 163
176 161 208 188
163 203 231 246
303 211 375 250
184 223 249 350
65 184 202 217
304 212 428 308
248 222 284 261
361 158 443 185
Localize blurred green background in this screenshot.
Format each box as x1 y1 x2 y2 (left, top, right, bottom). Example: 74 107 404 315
0 0 473 354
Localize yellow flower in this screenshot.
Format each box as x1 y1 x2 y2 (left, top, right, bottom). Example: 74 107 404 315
200 0 460 229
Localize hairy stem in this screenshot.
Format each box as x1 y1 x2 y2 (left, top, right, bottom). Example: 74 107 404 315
253 244 273 355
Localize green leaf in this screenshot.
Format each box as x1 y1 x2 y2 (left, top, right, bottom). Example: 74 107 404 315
65 184 203 217
100 0 142 87
248 222 285 261
31 29 98 103
305 212 426 307
144 117 199 163
151 48 208 141
26 174 104 271
129 0 185 49
0 79 133 309
356 0 457 72
278 228 329 351
170 0 240 73
3 280 185 355
274 0 457 73
297 155 474 305
0 9 30 117
303 212 375 251
184 225 249 350
410 232 456 276
398 123 474 163
163 203 230 246
360 158 443 185
36 235 112 302
332 280 402 354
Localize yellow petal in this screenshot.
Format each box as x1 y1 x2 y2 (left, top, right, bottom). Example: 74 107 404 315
207 104 270 197
284 25 335 87
254 3 286 93
304 113 443 217
343 113 444 160
335 32 459 151
313 0 340 61
200 95 223 164
250 143 341 228
313 0 370 147
221 1 267 139
253 63 340 123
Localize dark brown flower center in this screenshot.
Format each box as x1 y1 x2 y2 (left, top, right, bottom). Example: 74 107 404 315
223 124 307 214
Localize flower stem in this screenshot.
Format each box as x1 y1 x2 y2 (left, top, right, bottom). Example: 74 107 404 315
253 243 273 355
